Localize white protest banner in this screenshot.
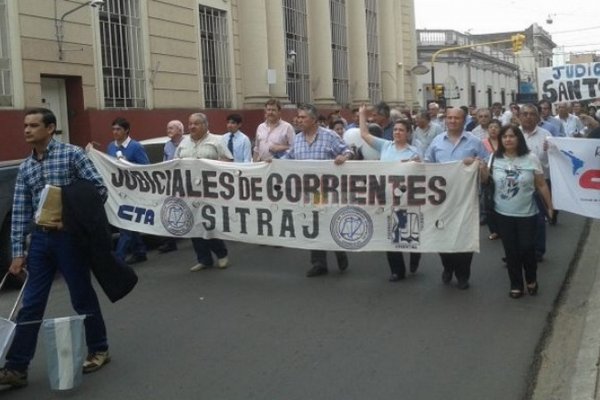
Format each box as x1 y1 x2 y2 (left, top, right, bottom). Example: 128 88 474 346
547 137 600 219
88 148 480 252
538 62 600 103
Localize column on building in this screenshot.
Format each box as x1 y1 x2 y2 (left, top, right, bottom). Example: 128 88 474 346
238 0 272 107
397 0 419 109
264 0 289 103
306 0 336 107
378 0 400 107
346 0 369 105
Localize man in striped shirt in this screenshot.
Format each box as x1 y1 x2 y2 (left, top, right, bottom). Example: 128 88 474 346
282 103 354 277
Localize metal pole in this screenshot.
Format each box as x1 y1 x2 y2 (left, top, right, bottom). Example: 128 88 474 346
431 63 436 102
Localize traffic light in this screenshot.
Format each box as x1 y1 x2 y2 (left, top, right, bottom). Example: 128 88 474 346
512 33 525 53
434 84 445 99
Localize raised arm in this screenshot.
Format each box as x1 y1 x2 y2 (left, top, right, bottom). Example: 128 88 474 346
359 105 376 148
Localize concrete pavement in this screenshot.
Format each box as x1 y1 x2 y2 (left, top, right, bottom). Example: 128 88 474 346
530 219 600 400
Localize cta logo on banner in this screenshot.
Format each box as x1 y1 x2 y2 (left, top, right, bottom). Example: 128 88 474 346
548 138 600 219
87 149 480 253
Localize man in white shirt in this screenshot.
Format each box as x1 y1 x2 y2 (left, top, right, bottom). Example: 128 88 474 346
222 114 252 163
176 113 233 272
471 108 492 140
555 101 585 137
520 104 553 261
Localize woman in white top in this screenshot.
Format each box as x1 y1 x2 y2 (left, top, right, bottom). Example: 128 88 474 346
482 125 554 299
359 105 421 282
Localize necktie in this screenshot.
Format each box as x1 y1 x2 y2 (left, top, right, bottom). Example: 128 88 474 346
228 134 234 155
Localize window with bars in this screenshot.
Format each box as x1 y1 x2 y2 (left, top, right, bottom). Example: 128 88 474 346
0 0 12 106
365 0 381 103
283 0 310 105
330 0 348 106
199 6 231 109
99 0 146 108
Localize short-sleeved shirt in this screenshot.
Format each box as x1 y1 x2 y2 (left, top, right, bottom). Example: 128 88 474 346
492 153 542 217
424 131 489 163
283 126 352 160
175 132 233 161
370 137 419 162
254 119 296 160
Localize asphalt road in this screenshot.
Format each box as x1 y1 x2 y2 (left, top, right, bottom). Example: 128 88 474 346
0 212 588 400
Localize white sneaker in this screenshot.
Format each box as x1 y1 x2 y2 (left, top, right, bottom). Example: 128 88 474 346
190 263 209 272
217 257 229 269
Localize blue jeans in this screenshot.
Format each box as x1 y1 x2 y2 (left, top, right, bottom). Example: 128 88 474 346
191 238 227 266
115 229 146 261
6 230 108 372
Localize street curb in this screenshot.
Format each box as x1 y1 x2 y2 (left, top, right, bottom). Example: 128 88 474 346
570 220 600 400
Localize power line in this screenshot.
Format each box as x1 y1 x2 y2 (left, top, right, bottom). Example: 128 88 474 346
549 25 600 35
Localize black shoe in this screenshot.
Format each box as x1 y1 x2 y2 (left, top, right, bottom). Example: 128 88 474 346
126 254 147 265
441 270 452 284
0 367 28 388
337 257 349 272
157 243 177 253
409 263 419 273
527 282 539 296
306 266 328 277
457 280 470 290
388 273 405 282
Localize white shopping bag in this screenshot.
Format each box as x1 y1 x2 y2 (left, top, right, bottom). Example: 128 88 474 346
0 318 16 361
42 315 86 391
0 272 27 360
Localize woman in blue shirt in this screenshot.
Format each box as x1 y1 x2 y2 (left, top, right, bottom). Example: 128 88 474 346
482 125 554 298
359 105 421 281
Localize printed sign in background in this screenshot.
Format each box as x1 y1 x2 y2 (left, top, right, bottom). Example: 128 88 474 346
538 62 600 103
548 138 600 219
88 149 481 253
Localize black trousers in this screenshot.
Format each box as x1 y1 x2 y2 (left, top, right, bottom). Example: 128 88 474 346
310 250 347 269
386 252 421 276
496 213 538 291
439 252 474 282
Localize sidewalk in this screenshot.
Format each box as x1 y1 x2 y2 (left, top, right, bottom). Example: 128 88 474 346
570 219 600 399
531 219 600 400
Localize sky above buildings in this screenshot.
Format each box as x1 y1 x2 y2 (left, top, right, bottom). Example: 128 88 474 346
414 0 600 55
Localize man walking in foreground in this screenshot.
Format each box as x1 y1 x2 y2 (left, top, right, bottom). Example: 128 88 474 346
0 108 111 389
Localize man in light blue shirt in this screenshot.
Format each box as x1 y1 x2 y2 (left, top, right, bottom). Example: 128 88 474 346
424 107 489 290
222 114 252 163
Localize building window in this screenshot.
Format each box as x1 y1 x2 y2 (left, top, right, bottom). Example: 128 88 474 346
365 0 380 103
330 0 348 106
0 0 12 107
99 0 146 108
470 84 476 106
487 87 492 108
283 0 310 105
199 6 231 109
501 89 506 105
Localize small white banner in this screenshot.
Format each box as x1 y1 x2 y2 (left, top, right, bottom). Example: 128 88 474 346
538 62 600 103
88 149 480 253
548 137 600 219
